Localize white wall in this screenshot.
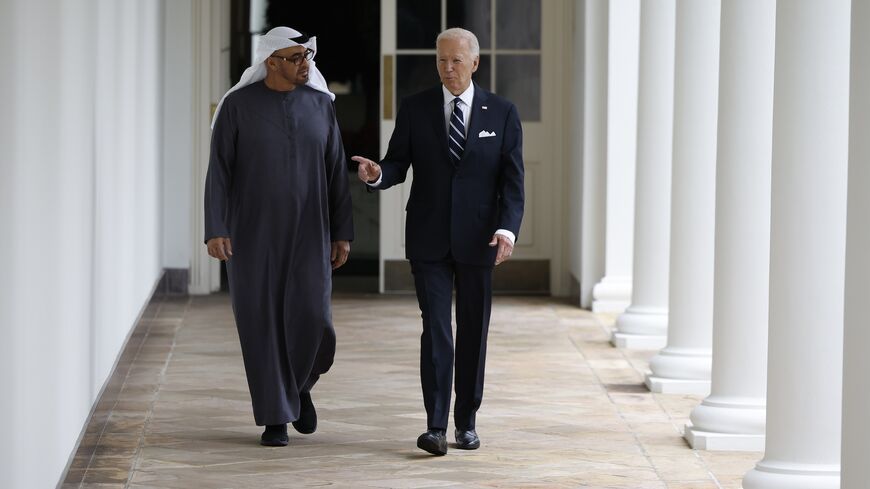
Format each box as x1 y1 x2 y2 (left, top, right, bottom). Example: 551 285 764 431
567 2 585 293
0 0 14 479
0 1 165 487
577 0 608 308
842 1 870 486
163 1 194 270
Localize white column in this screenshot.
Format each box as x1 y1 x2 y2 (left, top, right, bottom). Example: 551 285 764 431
577 0 607 309
645 0 719 394
684 0 774 452
189 0 225 295
841 1 870 486
612 0 674 350
591 0 639 314
742 1 850 488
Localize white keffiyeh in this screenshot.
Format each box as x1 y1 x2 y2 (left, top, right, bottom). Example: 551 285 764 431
211 26 335 128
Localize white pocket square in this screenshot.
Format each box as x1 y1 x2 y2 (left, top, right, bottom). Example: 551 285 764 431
478 130 497 138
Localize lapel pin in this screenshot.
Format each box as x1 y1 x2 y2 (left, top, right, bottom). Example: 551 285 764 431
482 106 488 110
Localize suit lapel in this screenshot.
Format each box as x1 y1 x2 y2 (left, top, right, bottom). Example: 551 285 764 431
461 83 489 165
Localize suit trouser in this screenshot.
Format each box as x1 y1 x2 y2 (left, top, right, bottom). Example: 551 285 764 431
410 257 493 431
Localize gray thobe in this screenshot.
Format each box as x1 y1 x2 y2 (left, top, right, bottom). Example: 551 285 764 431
204 81 353 426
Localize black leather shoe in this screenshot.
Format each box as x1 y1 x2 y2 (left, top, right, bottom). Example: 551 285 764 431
292 391 317 434
416 429 448 455
260 424 289 446
455 429 480 450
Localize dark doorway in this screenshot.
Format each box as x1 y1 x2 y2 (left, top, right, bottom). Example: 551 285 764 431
226 0 382 293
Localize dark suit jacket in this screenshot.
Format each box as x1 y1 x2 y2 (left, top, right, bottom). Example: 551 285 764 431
372 83 524 266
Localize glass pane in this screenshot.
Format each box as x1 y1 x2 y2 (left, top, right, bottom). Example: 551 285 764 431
496 0 541 49
475 55 492 92
397 0 441 49
396 55 439 108
496 55 540 121
446 0 492 49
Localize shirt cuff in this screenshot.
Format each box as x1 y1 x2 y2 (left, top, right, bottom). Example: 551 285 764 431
494 229 515 246
366 173 383 187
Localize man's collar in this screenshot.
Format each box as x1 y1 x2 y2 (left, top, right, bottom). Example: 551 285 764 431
442 83 474 107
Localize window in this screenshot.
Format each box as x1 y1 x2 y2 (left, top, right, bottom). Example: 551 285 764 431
395 0 541 121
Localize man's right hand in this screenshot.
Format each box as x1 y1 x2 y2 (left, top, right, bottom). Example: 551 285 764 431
352 156 381 183
206 237 233 261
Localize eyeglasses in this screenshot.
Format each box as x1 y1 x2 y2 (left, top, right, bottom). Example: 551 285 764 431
270 48 315 66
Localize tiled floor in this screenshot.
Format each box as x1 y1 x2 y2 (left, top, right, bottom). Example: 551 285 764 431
61 293 759 489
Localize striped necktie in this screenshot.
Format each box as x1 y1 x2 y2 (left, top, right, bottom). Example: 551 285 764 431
448 97 465 164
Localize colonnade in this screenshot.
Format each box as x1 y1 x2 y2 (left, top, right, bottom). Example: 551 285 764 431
587 1 868 486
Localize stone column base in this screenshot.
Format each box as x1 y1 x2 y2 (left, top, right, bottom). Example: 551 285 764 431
743 462 839 489
644 375 710 395
611 332 667 349
592 278 632 313
612 307 668 349
684 422 765 451
593 299 631 313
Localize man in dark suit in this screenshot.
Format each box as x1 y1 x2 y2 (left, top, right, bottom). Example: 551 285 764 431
352 27 524 456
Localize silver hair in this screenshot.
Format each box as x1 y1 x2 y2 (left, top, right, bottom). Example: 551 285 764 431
436 28 480 57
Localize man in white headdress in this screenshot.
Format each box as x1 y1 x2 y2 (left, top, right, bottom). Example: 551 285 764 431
204 26 354 447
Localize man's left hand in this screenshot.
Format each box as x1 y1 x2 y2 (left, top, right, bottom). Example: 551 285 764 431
331 240 350 270
489 234 514 266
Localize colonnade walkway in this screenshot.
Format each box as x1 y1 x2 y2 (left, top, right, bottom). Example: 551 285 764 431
62 294 759 489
